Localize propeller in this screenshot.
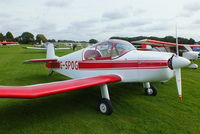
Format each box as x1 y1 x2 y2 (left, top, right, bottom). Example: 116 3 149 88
172 25 190 100
175 68 182 100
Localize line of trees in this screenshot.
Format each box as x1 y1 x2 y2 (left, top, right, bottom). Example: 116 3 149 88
110 36 197 44
0 31 198 45
0 31 93 44
0 32 48 44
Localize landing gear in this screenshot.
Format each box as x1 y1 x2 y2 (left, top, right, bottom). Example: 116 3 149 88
143 82 157 96
48 70 54 76
98 84 113 115
98 98 112 115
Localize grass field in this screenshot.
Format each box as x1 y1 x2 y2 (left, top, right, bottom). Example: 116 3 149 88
0 45 200 134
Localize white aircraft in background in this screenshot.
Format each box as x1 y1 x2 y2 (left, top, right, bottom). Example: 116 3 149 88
0 39 190 115
132 39 200 69
23 42 70 50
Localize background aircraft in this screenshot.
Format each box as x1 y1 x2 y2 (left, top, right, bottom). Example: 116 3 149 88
23 42 70 50
0 39 190 115
132 39 200 69
0 41 18 46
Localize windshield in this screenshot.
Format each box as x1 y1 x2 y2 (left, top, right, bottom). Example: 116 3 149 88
83 39 136 60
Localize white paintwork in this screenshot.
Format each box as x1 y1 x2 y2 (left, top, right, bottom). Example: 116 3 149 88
50 42 190 83
182 51 199 60
172 56 191 69
54 50 176 82
143 82 150 88
46 43 58 59
188 64 198 69
100 84 110 100
183 45 193 51
175 68 182 98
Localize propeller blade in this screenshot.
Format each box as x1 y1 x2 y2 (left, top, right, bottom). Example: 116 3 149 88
175 68 182 100
175 24 179 56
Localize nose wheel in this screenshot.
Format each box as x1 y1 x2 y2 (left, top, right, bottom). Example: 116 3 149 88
143 82 157 96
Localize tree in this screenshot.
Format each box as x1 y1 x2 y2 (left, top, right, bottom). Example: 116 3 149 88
188 38 195 44
20 32 35 44
5 31 14 42
89 39 98 44
36 34 47 44
0 33 4 41
14 36 21 42
47 39 56 42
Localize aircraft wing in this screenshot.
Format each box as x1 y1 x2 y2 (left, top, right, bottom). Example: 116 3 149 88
23 47 47 50
132 39 184 47
23 47 70 50
23 58 58 64
132 40 163 46
55 48 70 50
189 45 200 47
0 75 121 98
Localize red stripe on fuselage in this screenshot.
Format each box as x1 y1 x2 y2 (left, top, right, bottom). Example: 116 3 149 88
78 60 168 70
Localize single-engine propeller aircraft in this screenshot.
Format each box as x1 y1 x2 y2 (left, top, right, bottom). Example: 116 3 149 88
0 41 18 46
132 39 200 69
0 39 190 115
23 42 70 50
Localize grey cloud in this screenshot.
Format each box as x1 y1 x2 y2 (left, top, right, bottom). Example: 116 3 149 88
103 19 150 32
122 20 150 27
102 11 128 21
45 0 70 8
32 21 57 38
66 19 99 32
0 13 12 18
184 2 200 12
56 19 101 40
135 24 169 33
179 12 191 18
0 23 29 37
194 19 200 24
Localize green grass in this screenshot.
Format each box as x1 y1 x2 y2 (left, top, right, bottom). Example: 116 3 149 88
0 45 200 134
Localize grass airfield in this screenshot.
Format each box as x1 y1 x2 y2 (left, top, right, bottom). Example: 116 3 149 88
0 45 200 134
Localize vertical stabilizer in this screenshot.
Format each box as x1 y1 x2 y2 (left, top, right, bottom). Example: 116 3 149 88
46 43 57 59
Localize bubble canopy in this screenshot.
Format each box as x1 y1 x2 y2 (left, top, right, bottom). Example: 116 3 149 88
83 39 136 60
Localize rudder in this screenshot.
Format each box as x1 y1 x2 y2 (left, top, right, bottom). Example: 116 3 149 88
46 43 57 59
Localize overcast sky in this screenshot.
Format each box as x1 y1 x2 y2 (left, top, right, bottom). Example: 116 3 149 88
1 0 200 41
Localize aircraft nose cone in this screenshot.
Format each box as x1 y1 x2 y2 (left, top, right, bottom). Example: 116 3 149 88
172 56 191 69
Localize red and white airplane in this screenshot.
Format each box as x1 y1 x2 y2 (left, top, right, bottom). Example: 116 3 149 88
0 41 18 46
132 39 200 68
132 39 200 60
0 39 190 115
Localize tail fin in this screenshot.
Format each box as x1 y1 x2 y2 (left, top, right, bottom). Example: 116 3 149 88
46 43 57 59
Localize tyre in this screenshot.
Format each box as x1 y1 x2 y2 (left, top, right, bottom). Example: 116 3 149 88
98 98 113 115
145 84 157 96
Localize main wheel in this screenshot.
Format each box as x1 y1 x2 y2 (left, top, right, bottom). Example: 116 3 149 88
145 84 157 96
98 98 113 115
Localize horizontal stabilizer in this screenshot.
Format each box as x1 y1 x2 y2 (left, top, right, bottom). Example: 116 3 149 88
23 59 58 64
0 75 121 98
